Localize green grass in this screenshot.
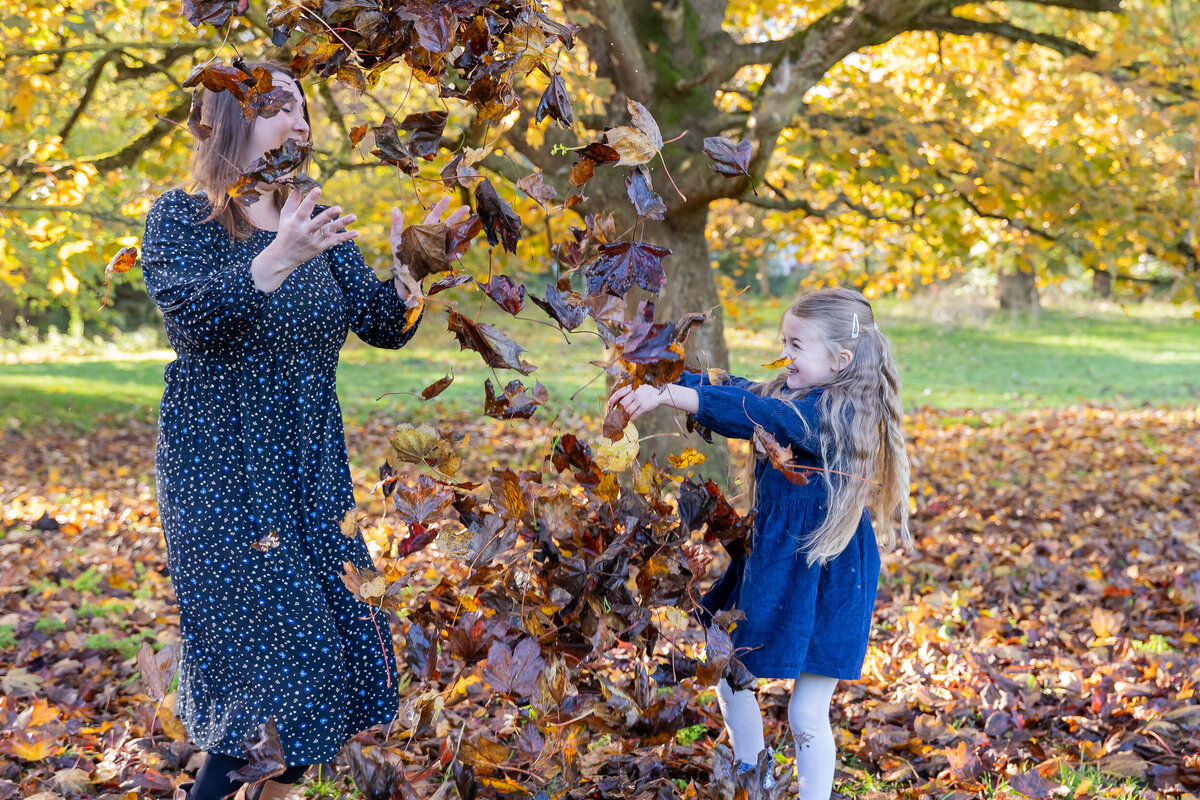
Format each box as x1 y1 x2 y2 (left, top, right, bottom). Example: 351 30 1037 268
2 297 1196 435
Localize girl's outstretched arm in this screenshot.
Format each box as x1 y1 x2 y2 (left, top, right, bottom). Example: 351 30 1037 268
611 382 822 455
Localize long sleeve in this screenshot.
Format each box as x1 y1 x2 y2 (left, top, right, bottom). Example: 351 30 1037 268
691 384 825 457
674 370 756 390
324 236 421 349
141 190 270 351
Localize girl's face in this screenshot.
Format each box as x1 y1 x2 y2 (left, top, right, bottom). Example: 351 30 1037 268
241 73 310 173
779 313 847 390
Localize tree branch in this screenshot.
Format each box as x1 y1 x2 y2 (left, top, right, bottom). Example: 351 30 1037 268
910 12 1096 58
743 190 913 224
1 41 210 59
1004 0 1121 10
0 203 133 224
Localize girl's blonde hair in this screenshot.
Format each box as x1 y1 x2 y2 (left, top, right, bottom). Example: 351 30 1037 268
745 288 912 565
186 61 311 240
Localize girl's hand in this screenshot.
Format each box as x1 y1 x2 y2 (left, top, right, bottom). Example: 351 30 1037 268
252 187 357 291
390 196 471 302
609 384 667 422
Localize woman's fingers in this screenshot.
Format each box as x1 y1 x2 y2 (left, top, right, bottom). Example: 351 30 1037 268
295 186 321 220
422 196 452 226
310 204 344 230
444 205 471 227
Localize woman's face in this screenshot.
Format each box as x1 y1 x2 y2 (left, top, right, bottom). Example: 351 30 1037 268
241 73 310 173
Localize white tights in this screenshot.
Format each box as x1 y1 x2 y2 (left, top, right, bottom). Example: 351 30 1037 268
715 674 839 800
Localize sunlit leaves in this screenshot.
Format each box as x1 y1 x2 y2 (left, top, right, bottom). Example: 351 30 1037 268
603 98 663 167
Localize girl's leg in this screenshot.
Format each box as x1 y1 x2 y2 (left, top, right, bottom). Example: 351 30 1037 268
188 752 308 800
715 677 766 764
788 673 839 800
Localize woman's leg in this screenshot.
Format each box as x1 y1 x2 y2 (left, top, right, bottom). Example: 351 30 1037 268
715 678 766 764
788 673 839 800
188 752 308 800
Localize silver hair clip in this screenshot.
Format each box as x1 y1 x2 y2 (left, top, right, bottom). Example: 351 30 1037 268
851 313 860 339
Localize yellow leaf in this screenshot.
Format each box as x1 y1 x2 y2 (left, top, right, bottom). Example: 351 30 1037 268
476 776 527 793
668 448 707 469
594 423 639 473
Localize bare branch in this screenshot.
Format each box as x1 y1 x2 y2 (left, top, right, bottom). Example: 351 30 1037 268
910 12 1096 58
1004 0 1121 10
1 41 209 59
0 204 133 224
744 190 913 225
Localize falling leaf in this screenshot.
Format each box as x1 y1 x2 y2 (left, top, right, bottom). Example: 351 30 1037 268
446 310 536 374
479 275 526 315
421 374 454 400
584 241 671 298
394 222 451 280
227 718 287 784
762 356 791 369
530 283 587 330
703 135 753 178
535 74 574 129
474 179 522 254
625 167 666 220
483 379 548 420
602 98 663 167
249 529 280 552
399 110 448 160
349 124 368 146
516 171 557 209
594 423 639 473
371 115 417 173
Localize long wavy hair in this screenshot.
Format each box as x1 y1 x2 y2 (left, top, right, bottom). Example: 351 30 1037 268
185 61 311 240
743 288 912 565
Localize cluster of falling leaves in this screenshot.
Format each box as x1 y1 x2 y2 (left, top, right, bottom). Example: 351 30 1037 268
0 406 1197 798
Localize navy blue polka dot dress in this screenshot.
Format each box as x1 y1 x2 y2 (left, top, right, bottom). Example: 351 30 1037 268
141 189 415 765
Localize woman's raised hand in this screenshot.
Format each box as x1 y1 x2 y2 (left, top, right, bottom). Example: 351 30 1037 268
252 187 358 292
390 195 471 302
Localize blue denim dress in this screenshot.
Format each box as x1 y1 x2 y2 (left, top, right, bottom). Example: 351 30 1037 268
677 372 881 680
142 189 417 764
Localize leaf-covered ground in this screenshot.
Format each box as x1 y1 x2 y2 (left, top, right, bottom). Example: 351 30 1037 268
0 405 1197 799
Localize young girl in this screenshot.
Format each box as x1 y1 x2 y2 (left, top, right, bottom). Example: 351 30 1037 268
609 288 911 800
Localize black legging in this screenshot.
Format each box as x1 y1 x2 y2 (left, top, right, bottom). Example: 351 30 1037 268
187 752 308 800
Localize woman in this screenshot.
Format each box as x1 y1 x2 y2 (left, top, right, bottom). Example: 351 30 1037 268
142 62 463 800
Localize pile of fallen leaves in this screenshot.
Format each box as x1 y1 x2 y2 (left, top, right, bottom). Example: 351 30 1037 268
0 404 1196 799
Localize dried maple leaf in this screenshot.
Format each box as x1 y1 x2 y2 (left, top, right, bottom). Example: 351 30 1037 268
371 115 416 173
484 379 549 420
441 153 480 188
752 425 812 485
703 135 753 178
584 241 671 298
530 283 587 330
516 171 556 209
421 374 454 400
99 245 138 310
625 166 666 220
535 74 574 129
136 641 179 702
479 275 526 315
392 475 454 528
349 124 368 147
446 213 484 259
394 222 450 280
446 310 536 374
483 638 544 696
227 718 286 784
474 179 522 253
399 109 448 160
602 98 663 167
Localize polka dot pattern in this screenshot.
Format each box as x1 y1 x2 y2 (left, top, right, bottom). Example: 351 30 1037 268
141 189 415 765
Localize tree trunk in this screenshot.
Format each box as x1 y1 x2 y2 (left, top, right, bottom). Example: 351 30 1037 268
1092 268 1112 298
635 207 732 481
998 267 1040 316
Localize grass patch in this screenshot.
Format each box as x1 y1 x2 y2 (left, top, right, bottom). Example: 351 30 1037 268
2 298 1196 435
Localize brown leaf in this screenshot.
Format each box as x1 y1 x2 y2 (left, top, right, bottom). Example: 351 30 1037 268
395 222 451 280
516 171 557 209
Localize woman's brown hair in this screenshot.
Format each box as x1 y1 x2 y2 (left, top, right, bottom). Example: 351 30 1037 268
185 61 311 241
